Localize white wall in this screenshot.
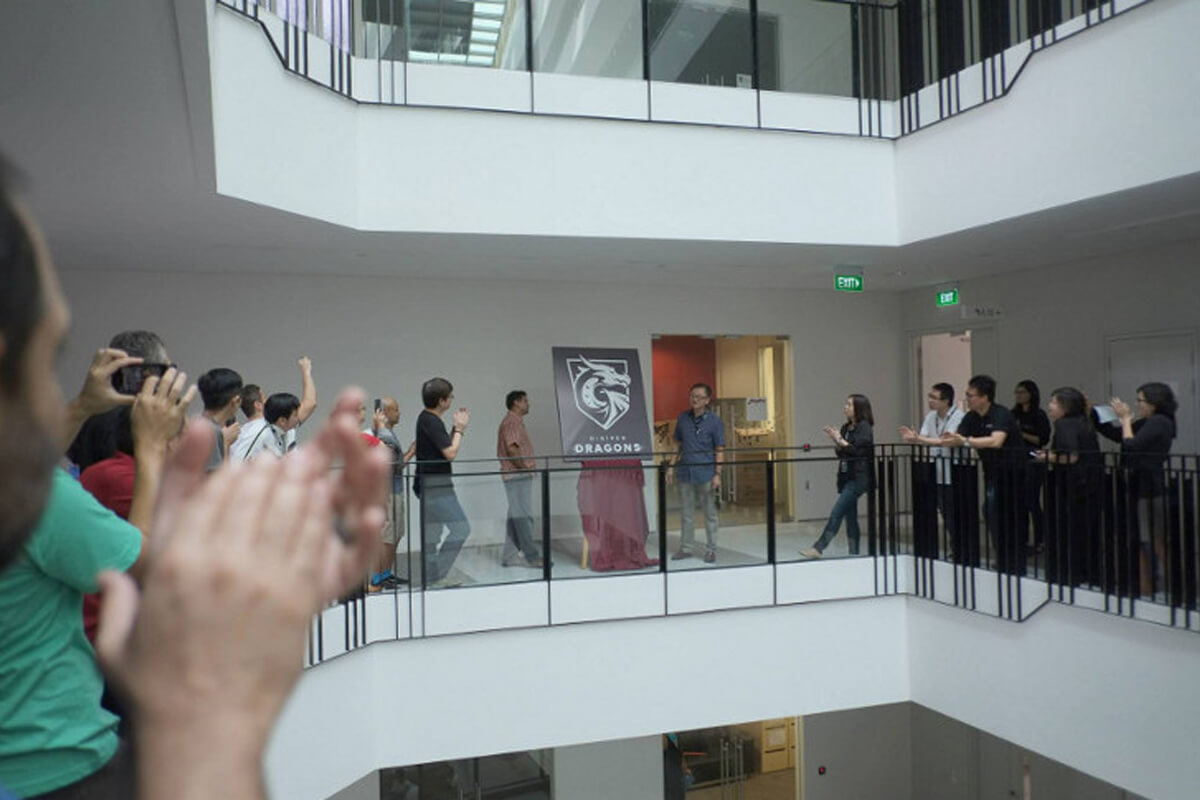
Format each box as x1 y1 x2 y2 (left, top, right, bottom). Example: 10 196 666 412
552 735 663 800
801 702 912 800
907 600 1200 800
325 770 379 800
266 597 912 800
901 239 1199 442
909 704 1145 800
895 0 1200 242
55 267 906 519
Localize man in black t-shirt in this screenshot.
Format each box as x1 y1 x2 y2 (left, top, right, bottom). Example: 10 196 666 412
943 375 1027 575
414 377 471 587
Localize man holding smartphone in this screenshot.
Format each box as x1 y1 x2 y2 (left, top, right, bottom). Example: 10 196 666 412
368 396 415 589
66 330 171 473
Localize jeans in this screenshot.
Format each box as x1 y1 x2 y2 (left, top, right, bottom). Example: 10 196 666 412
678 481 719 553
501 475 541 563
420 479 471 584
813 483 865 555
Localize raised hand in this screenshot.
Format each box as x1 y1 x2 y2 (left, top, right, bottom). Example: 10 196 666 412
73 347 143 416
133 367 195 453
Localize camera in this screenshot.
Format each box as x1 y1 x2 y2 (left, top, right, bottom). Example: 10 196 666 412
110 363 172 396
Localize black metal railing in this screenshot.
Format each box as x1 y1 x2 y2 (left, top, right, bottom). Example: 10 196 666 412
308 443 1199 666
217 0 1148 137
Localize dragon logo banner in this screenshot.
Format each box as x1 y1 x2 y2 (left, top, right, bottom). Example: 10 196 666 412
552 347 652 459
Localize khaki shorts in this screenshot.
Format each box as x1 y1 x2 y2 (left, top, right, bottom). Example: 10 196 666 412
381 490 404 545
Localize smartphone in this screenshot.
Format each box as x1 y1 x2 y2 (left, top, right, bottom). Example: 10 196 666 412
110 363 171 396
374 398 382 412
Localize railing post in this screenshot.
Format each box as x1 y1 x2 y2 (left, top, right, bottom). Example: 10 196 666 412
657 462 668 572
541 466 551 582
766 455 776 565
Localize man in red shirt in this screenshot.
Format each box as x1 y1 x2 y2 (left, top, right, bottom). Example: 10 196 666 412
497 390 543 567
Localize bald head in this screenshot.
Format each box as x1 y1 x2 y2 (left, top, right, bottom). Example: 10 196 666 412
381 396 400 426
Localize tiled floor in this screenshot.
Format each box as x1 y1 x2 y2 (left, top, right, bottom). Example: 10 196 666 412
394 514 879 589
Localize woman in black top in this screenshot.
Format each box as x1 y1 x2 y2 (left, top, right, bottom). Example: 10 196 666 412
1037 387 1100 586
1100 382 1177 595
803 395 874 558
1012 379 1051 553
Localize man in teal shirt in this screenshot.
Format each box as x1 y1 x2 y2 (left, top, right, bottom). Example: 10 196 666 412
0 470 142 796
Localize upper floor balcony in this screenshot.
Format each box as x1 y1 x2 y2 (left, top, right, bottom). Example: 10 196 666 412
205 0 1200 246
219 0 1153 137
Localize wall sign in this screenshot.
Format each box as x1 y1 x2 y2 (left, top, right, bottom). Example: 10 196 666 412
835 274 864 292
552 347 653 460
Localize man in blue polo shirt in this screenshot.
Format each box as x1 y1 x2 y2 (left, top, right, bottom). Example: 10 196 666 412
668 383 725 563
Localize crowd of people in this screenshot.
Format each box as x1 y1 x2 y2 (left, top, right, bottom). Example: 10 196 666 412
800 375 1179 596
0 149 1186 799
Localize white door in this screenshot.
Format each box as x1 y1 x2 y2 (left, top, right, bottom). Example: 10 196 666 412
1107 332 1198 454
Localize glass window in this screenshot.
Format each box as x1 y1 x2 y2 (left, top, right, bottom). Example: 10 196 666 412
359 0 529 68
756 0 853 96
647 0 754 88
531 0 644 79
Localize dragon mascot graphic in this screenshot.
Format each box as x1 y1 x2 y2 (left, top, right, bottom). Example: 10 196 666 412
568 355 633 431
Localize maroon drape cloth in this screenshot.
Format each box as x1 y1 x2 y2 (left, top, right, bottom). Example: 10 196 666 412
577 460 659 571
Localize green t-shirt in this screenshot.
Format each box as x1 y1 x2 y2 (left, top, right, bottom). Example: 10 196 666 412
0 469 141 796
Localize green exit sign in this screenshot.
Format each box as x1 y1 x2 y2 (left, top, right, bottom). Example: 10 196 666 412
835 274 864 292
937 289 960 307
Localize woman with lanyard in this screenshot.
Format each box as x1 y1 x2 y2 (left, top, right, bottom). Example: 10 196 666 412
802 395 874 558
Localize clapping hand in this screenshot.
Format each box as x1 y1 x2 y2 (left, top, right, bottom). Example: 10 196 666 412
94 387 389 798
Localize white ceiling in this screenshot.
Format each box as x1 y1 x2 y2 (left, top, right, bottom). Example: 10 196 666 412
2 0 1198 292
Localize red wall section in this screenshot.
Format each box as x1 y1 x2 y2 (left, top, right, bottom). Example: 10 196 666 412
651 336 717 422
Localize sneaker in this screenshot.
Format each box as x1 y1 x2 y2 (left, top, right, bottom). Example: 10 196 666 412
800 548 822 559
671 550 693 560
526 557 545 568
430 577 463 589
379 576 406 590
370 570 394 587
703 550 716 564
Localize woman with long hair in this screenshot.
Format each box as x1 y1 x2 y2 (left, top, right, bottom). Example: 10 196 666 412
1012 379 1051 553
1103 382 1177 596
1037 387 1100 586
803 395 874 558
